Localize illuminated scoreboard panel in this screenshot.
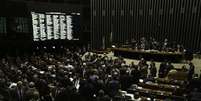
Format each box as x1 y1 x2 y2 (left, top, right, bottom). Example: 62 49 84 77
39 14 46 41
46 15 53 40
31 12 40 41
66 15 73 40
60 15 67 39
31 12 79 41
53 15 60 40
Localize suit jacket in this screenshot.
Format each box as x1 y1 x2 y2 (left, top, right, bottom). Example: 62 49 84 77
107 80 120 97
189 64 195 75
131 69 141 84
24 88 39 101
10 86 26 101
0 88 9 101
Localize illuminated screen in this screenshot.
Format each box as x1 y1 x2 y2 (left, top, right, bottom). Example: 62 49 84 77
31 12 80 41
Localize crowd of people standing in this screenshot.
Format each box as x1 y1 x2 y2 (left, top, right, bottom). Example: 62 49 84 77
0 48 197 101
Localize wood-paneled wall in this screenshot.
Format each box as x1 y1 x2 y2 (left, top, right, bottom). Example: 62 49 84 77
91 0 201 52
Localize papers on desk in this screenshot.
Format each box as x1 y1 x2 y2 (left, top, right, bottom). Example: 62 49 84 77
39 71 45 74
145 50 158 53
139 79 144 83
51 74 56 78
147 98 151 101
171 85 175 88
145 81 153 84
120 90 127 95
9 83 17 88
32 66 37 70
125 93 134 100
137 87 143 90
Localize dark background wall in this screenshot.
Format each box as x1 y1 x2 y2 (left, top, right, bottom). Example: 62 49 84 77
91 0 201 52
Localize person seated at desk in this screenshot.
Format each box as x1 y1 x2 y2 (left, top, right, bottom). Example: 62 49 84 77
131 38 139 50
150 38 159 50
122 40 131 48
161 38 169 52
131 38 136 47
164 62 174 77
187 61 195 80
139 37 147 51
159 61 167 78
176 44 182 53
149 61 157 78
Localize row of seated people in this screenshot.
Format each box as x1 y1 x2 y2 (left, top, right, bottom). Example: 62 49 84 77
120 37 185 53
0 48 197 101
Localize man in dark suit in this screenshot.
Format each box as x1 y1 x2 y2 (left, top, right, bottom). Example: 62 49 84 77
10 81 26 101
159 62 167 78
188 62 195 80
150 61 157 78
35 79 52 101
138 59 148 78
96 90 111 101
165 62 174 76
119 68 132 90
131 66 141 84
0 78 9 101
24 82 39 101
131 38 137 49
79 79 96 101
107 76 121 97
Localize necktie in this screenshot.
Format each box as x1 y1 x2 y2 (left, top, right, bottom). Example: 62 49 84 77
18 89 23 101
56 89 60 97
